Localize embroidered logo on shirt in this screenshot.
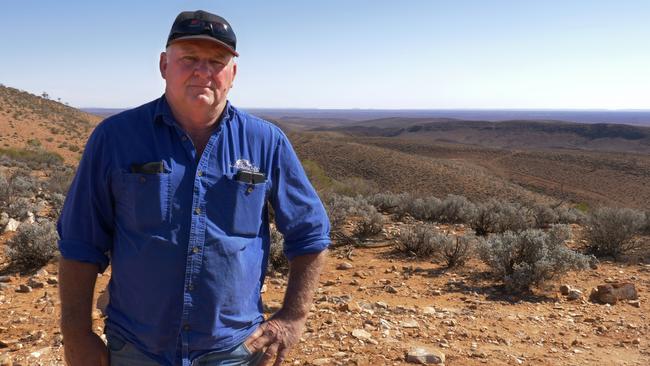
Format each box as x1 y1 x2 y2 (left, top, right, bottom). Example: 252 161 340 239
231 159 260 173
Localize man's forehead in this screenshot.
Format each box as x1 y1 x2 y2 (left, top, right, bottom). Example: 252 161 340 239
169 40 233 58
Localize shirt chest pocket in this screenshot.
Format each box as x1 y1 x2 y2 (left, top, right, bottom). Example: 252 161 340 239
210 175 268 237
115 172 171 233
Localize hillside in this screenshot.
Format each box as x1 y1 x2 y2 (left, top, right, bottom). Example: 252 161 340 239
0 85 102 164
312 118 650 154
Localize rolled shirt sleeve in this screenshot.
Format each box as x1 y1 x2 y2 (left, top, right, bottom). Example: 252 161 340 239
57 126 115 272
269 132 330 260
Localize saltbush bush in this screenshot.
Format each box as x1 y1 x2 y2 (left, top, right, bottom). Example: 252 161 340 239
268 225 288 272
6 219 59 271
353 207 384 242
439 234 475 268
396 224 438 257
478 225 591 291
531 204 559 228
584 207 646 258
471 200 530 236
554 206 586 225
433 194 477 224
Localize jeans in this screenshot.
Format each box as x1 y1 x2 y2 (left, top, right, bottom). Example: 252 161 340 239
106 330 263 366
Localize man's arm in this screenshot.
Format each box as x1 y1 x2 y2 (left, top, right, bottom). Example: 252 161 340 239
59 258 109 366
246 250 327 366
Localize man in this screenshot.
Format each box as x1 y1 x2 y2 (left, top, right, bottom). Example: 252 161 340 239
57 10 330 366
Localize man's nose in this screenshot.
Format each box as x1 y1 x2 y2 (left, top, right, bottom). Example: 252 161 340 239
193 60 213 77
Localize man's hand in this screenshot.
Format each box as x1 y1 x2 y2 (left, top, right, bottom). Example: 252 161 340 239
245 312 306 366
246 250 326 365
63 331 109 366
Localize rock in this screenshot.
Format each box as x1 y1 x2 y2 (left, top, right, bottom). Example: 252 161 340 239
385 285 398 294
27 278 45 289
35 269 49 277
15 285 32 293
23 212 35 224
96 289 109 315
336 262 353 270
589 283 638 305
351 329 372 340
406 347 445 364
431 289 443 296
559 284 571 295
400 319 420 329
421 306 436 315
46 277 58 285
263 301 282 313
311 358 331 365
0 354 11 366
3 218 20 233
340 301 362 313
567 289 582 301
0 276 11 283
0 212 9 227
628 300 641 308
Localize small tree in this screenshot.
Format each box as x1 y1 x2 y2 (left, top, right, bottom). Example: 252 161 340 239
584 207 645 258
439 235 474 268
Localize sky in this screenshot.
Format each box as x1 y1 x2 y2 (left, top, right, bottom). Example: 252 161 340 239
1 0 649 110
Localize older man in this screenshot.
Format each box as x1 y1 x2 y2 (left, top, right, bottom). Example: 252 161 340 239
58 10 330 366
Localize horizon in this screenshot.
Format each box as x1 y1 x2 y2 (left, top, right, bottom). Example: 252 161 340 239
2 1 650 110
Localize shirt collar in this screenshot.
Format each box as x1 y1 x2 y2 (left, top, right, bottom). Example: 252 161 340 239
154 95 234 127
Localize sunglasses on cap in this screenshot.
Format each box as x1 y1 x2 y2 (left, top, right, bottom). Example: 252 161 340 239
167 18 237 54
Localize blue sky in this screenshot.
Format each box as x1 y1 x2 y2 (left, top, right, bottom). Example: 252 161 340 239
1 1 649 109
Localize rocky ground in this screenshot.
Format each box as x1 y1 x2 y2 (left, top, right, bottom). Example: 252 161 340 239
0 226 649 366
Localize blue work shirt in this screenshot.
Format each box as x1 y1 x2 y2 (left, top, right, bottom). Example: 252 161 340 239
57 96 330 366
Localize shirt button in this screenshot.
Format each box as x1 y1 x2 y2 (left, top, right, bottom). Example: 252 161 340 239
192 246 199 254
194 207 201 215
197 170 203 177
246 186 254 194
183 324 190 331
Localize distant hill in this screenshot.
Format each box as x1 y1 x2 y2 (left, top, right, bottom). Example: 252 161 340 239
311 118 650 154
0 84 102 164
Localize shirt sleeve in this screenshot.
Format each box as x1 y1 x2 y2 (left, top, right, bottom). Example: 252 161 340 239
269 131 330 260
57 126 114 272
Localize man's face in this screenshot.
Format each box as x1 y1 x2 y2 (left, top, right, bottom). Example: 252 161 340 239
160 39 237 113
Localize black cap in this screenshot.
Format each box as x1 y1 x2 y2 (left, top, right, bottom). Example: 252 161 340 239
166 10 238 56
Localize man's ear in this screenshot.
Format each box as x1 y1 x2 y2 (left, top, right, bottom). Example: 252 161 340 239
231 61 237 88
159 52 167 79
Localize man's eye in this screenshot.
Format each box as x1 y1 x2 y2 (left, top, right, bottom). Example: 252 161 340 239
182 56 197 62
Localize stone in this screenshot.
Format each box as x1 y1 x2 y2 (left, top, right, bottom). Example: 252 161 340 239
311 358 331 365
589 283 638 305
27 278 45 289
385 285 398 294
336 262 353 270
46 277 58 285
400 320 420 329
0 276 11 283
421 306 436 315
15 285 32 293
35 269 49 277
96 289 109 315
567 289 582 301
0 354 10 366
406 347 445 364
23 212 35 224
0 212 9 227
3 218 20 233
627 300 640 308
351 329 372 340
559 284 571 296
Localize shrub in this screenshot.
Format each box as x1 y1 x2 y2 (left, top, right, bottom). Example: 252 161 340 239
48 193 66 219
554 206 586 225
643 211 650 235
584 207 645 258
6 219 59 271
471 200 530 236
45 166 75 195
268 225 288 272
396 224 438 257
7 197 36 220
322 193 362 233
439 235 475 268
433 195 477 224
353 208 384 242
531 204 559 228
478 225 592 291
0 147 64 168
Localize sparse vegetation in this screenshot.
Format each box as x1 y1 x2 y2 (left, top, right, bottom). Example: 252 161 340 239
396 224 439 257
268 225 288 272
352 207 384 242
471 200 531 236
584 207 646 258
6 219 59 271
478 226 592 291
432 194 477 224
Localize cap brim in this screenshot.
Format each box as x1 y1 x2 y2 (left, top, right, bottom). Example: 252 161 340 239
168 35 239 57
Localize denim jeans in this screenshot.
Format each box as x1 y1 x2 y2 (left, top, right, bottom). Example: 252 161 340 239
106 330 263 366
